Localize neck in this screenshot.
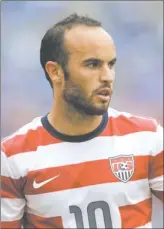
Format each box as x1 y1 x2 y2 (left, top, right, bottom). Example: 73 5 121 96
48 98 103 136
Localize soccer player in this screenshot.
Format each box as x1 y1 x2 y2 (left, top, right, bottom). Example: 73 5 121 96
1 13 163 228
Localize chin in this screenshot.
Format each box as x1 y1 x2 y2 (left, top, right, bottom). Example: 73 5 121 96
84 105 109 116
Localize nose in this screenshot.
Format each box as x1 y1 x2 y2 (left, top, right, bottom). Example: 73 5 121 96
99 65 115 83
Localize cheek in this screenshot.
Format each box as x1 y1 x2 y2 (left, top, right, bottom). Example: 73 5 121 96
63 78 88 97
71 63 99 80
109 70 116 87
70 72 96 90
80 68 100 81
67 64 99 94
113 69 116 78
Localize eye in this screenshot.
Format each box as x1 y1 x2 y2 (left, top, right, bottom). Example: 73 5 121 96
108 60 116 69
88 62 99 68
83 59 102 69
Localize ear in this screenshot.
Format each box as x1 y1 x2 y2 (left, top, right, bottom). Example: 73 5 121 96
45 61 64 85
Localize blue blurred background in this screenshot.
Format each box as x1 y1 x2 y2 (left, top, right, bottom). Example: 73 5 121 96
1 1 163 227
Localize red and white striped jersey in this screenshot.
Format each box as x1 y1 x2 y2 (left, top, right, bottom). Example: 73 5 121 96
1 108 163 228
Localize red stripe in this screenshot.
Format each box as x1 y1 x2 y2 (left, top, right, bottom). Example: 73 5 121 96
24 212 63 228
119 198 152 228
2 126 62 158
1 219 22 229
100 115 157 137
149 151 164 179
1 176 24 198
2 154 158 196
2 115 157 157
24 156 149 195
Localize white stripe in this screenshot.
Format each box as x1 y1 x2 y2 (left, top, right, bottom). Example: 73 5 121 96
108 107 156 121
108 107 133 118
149 175 163 191
136 222 152 228
1 198 25 221
26 179 150 221
1 151 20 178
2 117 42 142
7 131 161 178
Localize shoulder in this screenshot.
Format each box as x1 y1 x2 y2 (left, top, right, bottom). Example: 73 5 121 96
1 116 43 157
107 107 160 134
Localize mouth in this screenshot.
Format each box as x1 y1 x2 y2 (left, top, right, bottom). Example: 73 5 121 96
96 88 112 101
97 88 111 96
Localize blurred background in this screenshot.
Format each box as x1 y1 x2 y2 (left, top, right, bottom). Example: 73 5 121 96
1 1 163 227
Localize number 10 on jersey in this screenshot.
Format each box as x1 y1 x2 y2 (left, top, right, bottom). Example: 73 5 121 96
69 200 113 228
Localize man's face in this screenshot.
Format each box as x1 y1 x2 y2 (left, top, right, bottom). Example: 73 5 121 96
62 25 116 116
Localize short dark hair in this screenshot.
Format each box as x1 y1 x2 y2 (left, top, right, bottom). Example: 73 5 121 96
40 13 101 88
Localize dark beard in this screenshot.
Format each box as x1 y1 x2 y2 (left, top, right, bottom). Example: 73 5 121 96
62 79 110 116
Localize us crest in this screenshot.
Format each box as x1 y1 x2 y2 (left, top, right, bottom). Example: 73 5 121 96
109 155 135 183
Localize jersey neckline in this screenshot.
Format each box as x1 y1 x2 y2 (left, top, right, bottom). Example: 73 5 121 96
41 112 108 142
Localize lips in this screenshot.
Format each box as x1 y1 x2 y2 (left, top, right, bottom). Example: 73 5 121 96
97 88 111 96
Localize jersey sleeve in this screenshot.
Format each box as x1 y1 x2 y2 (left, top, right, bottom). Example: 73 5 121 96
1 150 26 228
148 122 163 191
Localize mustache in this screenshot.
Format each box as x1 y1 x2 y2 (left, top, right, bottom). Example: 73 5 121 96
94 84 112 94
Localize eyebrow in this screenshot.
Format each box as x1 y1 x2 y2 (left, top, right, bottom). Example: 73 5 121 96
109 57 117 64
82 57 117 64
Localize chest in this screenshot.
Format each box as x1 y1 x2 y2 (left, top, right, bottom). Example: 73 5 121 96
23 136 151 197
23 136 152 228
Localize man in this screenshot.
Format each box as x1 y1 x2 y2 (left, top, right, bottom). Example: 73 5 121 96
1 13 163 228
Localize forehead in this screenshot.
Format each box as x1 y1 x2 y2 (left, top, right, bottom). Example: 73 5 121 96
64 25 116 61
